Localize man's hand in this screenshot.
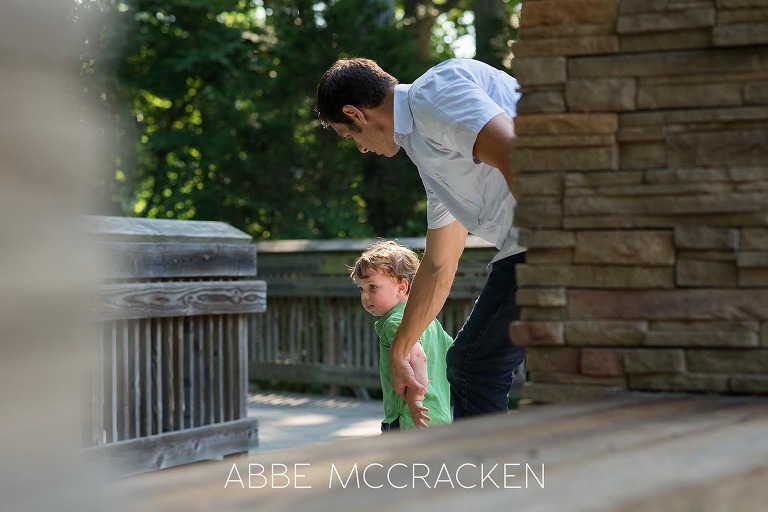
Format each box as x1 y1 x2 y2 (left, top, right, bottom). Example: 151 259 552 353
392 352 427 401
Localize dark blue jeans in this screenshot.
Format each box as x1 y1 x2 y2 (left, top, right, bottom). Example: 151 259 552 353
446 251 527 418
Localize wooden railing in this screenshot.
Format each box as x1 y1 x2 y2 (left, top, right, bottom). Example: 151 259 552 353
249 237 505 391
84 216 266 475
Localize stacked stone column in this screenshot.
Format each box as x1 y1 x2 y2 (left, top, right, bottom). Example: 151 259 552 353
509 0 768 402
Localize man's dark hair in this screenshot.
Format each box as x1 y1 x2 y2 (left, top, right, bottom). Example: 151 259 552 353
316 57 398 129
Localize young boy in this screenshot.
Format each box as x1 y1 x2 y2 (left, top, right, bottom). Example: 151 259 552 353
350 240 452 432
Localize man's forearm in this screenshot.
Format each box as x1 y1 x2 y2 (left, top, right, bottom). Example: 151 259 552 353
391 252 457 361
390 226 467 361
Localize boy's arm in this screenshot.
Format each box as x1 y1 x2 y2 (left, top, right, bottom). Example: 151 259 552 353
405 342 430 429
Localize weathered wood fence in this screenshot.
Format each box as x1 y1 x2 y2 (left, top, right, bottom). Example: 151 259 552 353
84 216 266 475
248 237 508 391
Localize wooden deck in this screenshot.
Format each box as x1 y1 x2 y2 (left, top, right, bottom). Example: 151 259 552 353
107 395 768 511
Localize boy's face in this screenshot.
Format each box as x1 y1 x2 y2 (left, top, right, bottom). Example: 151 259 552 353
354 271 408 317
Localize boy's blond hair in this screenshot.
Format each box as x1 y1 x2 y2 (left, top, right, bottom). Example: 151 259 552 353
350 240 420 286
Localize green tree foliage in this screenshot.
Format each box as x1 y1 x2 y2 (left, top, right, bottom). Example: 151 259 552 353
74 0 518 240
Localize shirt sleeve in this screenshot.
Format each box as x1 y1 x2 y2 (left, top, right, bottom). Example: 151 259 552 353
409 67 505 161
423 181 456 230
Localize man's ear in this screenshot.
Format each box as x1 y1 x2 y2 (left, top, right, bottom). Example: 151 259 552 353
342 105 366 124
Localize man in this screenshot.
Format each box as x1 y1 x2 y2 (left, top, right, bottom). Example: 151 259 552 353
316 57 526 418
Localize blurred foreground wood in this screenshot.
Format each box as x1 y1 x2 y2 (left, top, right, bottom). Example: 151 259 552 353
111 395 768 512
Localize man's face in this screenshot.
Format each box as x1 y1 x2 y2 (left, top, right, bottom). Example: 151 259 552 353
329 112 400 158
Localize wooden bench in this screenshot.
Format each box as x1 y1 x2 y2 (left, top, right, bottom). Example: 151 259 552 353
109 395 768 510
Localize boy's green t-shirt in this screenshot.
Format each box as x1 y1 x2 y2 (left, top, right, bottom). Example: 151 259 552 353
375 301 453 430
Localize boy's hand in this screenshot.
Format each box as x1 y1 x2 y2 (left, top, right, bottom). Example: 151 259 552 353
408 400 431 430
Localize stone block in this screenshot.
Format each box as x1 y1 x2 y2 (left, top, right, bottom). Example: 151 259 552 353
521 306 567 321
621 0 713 13
528 371 626 387
514 197 563 228
676 259 738 287
574 230 675 265
526 346 580 372
620 29 712 53
674 226 739 249
668 128 768 168
739 268 768 286
713 22 768 46
763 322 768 347
729 374 768 394
638 81 743 110
621 105 768 127
522 382 623 404
564 170 644 189
521 0 619 27
516 287 567 307
624 348 686 373
566 78 637 112
569 47 768 79
565 193 767 217
617 9 715 33
717 0 768 8
742 228 768 250
687 348 768 373
618 125 666 143
565 320 648 346
509 320 565 346
515 172 563 196
525 248 575 264
628 373 729 392
513 36 619 57
514 144 618 171
515 113 619 135
519 22 616 41
516 134 616 148
518 229 575 249
516 90 566 114
564 211 768 230
738 251 768 267
678 250 737 262
745 81 768 104
619 141 668 170
568 289 768 320
581 348 626 376
644 329 759 347
518 264 674 288
514 57 567 87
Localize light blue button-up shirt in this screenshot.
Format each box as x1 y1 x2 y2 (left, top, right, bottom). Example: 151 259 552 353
393 59 524 262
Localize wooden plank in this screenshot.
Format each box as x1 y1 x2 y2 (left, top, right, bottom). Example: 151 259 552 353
85 418 259 477
84 215 252 244
255 235 495 253
98 242 257 279
249 362 381 389
262 276 484 299
238 314 248 420
107 397 768 511
95 280 267 321
90 326 104 447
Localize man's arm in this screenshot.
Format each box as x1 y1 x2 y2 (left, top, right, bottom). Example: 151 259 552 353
473 112 516 198
390 220 468 400
405 342 430 429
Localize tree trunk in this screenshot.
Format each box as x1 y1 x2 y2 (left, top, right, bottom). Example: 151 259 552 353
474 0 506 68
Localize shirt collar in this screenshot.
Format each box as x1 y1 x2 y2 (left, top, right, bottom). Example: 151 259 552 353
374 300 407 332
393 84 413 137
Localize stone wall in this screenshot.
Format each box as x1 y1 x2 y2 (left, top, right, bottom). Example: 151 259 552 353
509 0 768 402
